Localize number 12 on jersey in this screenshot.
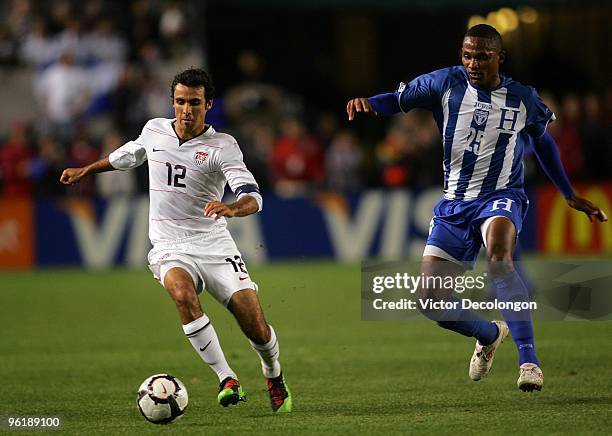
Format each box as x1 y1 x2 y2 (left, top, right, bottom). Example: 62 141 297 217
166 162 187 187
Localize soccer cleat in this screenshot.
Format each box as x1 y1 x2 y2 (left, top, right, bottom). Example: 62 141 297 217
517 363 544 392
217 377 246 407
267 373 292 413
469 320 509 381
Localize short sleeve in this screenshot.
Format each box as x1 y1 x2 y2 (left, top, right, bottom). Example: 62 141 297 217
108 134 147 170
397 70 445 112
214 139 262 211
524 87 555 138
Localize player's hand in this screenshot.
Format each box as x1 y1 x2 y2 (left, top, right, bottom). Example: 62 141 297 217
346 98 377 121
60 168 86 185
567 195 608 222
204 201 236 220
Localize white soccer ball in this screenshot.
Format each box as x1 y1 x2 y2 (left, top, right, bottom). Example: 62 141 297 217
137 374 188 424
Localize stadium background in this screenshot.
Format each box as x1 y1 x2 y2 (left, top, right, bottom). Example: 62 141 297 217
0 0 611 267
1 0 610 434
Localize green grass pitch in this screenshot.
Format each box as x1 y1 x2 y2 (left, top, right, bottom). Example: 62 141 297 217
1 262 611 435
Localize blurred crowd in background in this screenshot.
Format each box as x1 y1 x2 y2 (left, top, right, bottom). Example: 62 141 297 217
0 0 610 199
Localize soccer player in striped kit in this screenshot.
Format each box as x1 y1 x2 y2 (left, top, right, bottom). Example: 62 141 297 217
347 24 607 391
61 68 291 412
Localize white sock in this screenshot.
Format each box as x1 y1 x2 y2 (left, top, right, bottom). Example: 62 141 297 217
182 314 236 382
249 324 282 378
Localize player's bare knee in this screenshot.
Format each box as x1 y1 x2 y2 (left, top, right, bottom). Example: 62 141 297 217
487 249 515 275
418 263 439 302
416 284 434 303
167 281 197 308
416 283 447 318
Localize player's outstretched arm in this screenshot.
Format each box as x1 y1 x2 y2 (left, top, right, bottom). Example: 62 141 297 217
204 195 259 220
347 93 402 121
346 98 377 121
567 195 608 223
59 157 115 185
532 132 607 223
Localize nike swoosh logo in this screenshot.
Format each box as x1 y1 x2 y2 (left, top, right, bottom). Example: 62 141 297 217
152 148 165 152
199 340 212 352
239 276 249 281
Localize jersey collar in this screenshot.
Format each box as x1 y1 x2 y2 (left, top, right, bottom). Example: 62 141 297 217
170 120 215 145
462 67 511 92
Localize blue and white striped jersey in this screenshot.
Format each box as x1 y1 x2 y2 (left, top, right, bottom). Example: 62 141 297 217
396 66 554 200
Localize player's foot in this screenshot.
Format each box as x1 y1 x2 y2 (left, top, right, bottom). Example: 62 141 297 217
517 363 543 392
217 377 246 407
469 320 509 381
267 372 292 413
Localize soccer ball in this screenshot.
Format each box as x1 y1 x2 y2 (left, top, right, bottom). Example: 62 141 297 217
137 374 188 424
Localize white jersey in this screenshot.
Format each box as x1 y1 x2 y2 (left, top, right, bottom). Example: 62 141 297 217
109 118 262 244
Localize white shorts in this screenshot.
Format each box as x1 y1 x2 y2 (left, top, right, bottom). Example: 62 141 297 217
147 228 258 306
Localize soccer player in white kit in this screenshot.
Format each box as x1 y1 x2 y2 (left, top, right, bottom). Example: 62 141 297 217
60 68 292 413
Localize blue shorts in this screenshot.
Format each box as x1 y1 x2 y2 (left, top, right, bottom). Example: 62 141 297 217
424 189 529 268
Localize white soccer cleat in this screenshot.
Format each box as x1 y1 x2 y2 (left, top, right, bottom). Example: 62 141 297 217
469 320 509 381
517 363 544 392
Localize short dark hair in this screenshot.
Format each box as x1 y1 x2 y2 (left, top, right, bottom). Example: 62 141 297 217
464 24 502 49
170 68 215 101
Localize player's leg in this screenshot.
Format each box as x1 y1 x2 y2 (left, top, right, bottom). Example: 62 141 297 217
421 199 503 355
418 255 503 348
484 217 543 391
200 236 292 413
228 289 277 376
228 289 291 413
161 264 244 405
421 245 508 380
163 266 203 324
513 239 536 299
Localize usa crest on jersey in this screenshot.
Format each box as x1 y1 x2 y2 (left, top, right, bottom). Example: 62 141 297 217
194 151 209 166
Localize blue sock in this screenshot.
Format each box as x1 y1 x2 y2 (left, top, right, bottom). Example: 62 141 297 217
431 297 499 345
492 272 540 365
513 242 535 299
437 319 499 346
507 321 538 365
